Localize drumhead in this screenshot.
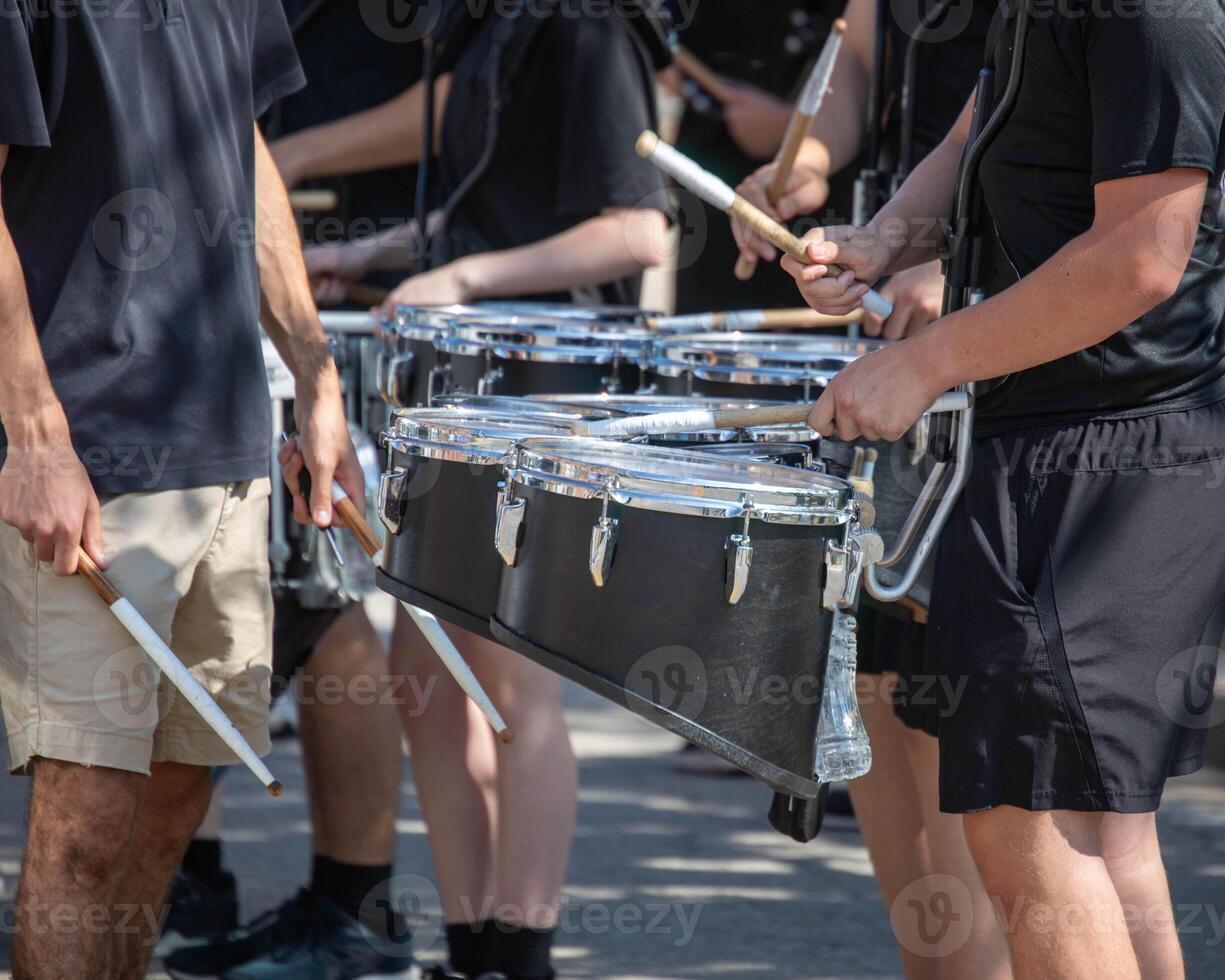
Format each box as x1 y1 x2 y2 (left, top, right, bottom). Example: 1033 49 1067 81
387 408 578 465
527 394 818 444
509 438 852 524
433 394 628 421
476 301 660 325
437 317 653 363
653 332 886 387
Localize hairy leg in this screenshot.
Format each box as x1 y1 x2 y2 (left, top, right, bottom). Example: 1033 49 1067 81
12 759 144 980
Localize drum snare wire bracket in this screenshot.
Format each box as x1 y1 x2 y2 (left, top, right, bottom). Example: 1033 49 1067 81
327 477 514 744
634 129 894 320
75 551 283 796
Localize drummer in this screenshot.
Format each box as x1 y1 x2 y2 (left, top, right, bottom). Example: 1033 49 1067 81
294 4 669 979
784 3 1225 977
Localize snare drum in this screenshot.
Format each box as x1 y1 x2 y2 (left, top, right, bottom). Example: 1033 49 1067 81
652 334 935 611
489 440 858 798
377 305 491 409
476 301 659 327
375 407 581 638
434 317 655 398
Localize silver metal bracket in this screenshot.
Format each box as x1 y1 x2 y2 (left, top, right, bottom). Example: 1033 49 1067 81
378 466 408 534
426 361 451 406
823 525 884 611
724 510 754 605
588 488 619 587
494 481 527 567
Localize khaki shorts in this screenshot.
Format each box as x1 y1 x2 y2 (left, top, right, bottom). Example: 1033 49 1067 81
0 480 273 776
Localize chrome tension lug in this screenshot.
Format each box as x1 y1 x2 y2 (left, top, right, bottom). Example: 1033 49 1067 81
377 466 408 534
494 482 527 567
588 516 619 587
725 534 753 605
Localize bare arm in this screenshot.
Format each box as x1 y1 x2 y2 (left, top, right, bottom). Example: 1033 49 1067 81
253 126 362 525
270 76 450 188
799 168 1207 442
0 144 105 574
375 207 670 314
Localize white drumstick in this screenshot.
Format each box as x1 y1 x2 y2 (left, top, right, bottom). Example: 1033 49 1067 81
648 308 863 332
636 130 893 320
581 391 971 439
327 480 514 744
76 552 282 795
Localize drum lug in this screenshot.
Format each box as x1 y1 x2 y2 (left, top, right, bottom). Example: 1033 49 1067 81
377 466 408 535
823 526 884 610
724 533 753 605
427 362 451 406
477 367 504 396
494 483 527 567
588 516 619 587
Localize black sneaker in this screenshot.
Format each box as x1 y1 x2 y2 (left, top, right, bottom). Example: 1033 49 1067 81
164 889 317 980
157 868 240 956
222 895 417 979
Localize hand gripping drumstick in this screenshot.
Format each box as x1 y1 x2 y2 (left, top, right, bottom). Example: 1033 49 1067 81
325 481 514 744
636 131 893 320
75 551 283 796
580 392 971 439
735 19 846 282
647 307 863 332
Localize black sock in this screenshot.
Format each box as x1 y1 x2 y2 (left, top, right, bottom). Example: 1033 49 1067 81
447 919 498 977
181 838 228 889
494 921 554 980
311 855 393 936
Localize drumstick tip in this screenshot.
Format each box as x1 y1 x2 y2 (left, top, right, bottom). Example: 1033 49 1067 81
635 130 659 159
833 17 847 33
499 728 515 745
268 780 284 798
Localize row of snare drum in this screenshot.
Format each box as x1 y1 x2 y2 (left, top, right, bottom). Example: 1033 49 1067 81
374 302 884 408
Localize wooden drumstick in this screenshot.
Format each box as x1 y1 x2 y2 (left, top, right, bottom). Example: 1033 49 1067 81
289 189 339 212
672 46 731 104
327 481 514 744
344 283 390 308
735 20 846 282
636 131 893 320
647 307 863 332
75 551 283 796
580 391 971 438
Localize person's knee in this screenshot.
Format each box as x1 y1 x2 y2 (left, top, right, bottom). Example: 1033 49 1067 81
1098 811 1158 872
27 760 144 892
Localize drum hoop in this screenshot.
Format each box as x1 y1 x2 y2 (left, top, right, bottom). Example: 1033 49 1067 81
509 438 853 524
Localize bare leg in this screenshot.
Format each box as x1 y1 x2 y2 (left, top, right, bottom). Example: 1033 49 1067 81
847 673 939 980
12 760 145 980
460 630 577 928
905 731 1011 980
109 762 212 978
390 607 498 923
965 807 1141 980
298 604 402 865
1098 812 1183 979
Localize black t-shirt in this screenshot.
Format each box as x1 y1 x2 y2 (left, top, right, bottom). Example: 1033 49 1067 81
670 0 852 313
880 0 997 170
976 0 1225 430
0 0 304 493
266 0 423 249
435 8 667 306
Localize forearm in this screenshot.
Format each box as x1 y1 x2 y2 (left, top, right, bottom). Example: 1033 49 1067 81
456 209 669 300
271 76 450 185
913 223 1179 389
0 186 65 437
254 128 338 395
868 110 969 274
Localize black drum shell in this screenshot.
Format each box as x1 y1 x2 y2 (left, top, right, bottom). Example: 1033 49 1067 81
376 449 503 639
490 483 838 798
440 350 644 397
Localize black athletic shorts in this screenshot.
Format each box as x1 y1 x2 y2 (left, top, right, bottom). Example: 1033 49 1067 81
928 400 1225 814
270 591 350 701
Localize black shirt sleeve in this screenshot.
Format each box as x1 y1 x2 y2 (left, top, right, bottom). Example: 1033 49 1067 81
553 16 666 220
1077 4 1225 184
248 0 306 119
0 0 49 148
